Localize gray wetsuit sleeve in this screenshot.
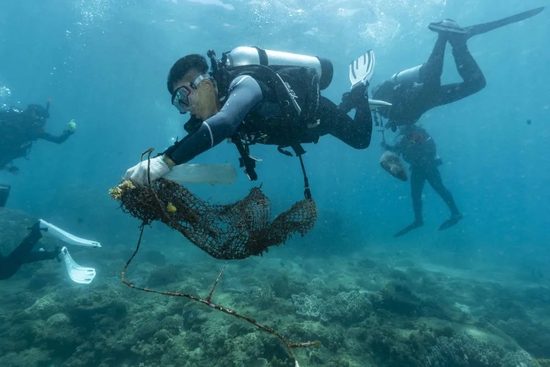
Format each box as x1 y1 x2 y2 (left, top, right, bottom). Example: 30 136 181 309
166 75 263 164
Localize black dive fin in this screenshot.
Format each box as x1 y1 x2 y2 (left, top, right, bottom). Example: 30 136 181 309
465 7 545 39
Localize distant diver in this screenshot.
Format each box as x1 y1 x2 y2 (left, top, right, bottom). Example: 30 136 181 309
382 125 461 237
372 7 545 131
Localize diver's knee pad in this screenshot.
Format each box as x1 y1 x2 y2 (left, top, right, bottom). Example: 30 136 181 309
0 184 10 207
390 64 422 85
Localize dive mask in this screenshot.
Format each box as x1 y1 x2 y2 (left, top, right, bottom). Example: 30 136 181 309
171 74 209 114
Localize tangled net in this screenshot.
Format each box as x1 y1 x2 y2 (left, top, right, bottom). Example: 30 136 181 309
110 154 321 364
110 178 317 260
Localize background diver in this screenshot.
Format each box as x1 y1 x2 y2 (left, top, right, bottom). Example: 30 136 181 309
382 124 460 237
372 7 545 131
0 101 76 175
0 221 61 280
0 101 77 207
372 7 544 236
0 217 99 283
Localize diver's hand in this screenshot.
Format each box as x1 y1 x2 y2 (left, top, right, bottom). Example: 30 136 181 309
124 156 172 186
67 119 77 133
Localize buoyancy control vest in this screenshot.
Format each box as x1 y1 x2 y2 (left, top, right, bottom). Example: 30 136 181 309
207 46 334 185
0 108 43 150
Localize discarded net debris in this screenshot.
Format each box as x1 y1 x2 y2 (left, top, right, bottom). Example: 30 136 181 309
110 150 321 365
109 177 317 260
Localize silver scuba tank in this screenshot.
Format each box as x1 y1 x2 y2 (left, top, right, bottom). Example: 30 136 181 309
224 46 334 90
390 64 422 85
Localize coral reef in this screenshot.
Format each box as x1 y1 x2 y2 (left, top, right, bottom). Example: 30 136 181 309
425 332 536 367
1 218 548 367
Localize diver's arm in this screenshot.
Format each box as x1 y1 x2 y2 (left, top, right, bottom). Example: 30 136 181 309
37 130 73 144
165 75 263 165
382 141 400 154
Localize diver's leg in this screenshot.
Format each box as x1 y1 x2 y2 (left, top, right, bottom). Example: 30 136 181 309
410 168 426 224
0 255 18 280
6 222 43 261
425 166 462 230
418 34 447 87
394 168 425 237
318 95 372 149
1 222 43 279
11 223 59 265
432 37 486 107
25 248 60 263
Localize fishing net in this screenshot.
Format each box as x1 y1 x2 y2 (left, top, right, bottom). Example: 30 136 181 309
109 178 317 260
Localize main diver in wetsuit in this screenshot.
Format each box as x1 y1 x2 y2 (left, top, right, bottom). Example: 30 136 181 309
123 49 373 189
382 125 461 237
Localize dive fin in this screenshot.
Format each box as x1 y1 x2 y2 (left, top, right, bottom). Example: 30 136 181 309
59 247 96 284
39 219 101 248
164 163 238 185
438 214 463 231
348 50 375 89
428 19 467 35
369 99 392 111
393 221 423 238
465 7 545 39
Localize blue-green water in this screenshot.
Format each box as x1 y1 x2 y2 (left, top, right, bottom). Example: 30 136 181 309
1 1 549 366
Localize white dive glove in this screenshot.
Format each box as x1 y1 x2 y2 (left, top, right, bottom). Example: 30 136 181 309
124 156 172 186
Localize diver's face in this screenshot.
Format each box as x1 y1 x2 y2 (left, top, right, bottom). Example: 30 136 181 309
172 71 219 121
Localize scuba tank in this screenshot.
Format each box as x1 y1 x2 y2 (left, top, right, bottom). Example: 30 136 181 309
221 46 334 90
390 64 422 85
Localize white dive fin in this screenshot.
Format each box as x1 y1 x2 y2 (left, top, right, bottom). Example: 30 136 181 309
59 247 96 284
369 99 392 110
164 163 238 185
39 219 101 248
349 50 376 89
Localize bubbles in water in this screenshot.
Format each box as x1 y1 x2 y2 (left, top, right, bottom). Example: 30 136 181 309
0 84 12 110
72 0 111 27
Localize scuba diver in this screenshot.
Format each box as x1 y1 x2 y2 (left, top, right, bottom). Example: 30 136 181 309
372 7 544 131
124 47 375 196
0 217 99 283
0 102 77 175
381 124 461 237
0 101 76 207
0 221 61 280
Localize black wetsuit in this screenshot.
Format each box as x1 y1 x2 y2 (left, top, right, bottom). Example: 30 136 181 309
0 225 58 280
164 74 372 165
0 109 73 172
374 35 486 128
386 126 460 232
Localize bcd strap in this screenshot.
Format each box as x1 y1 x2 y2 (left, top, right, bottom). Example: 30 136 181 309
233 136 258 181
277 144 312 199
254 46 269 66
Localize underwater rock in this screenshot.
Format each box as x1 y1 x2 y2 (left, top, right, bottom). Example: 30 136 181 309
24 293 60 319
142 250 167 266
375 282 423 316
